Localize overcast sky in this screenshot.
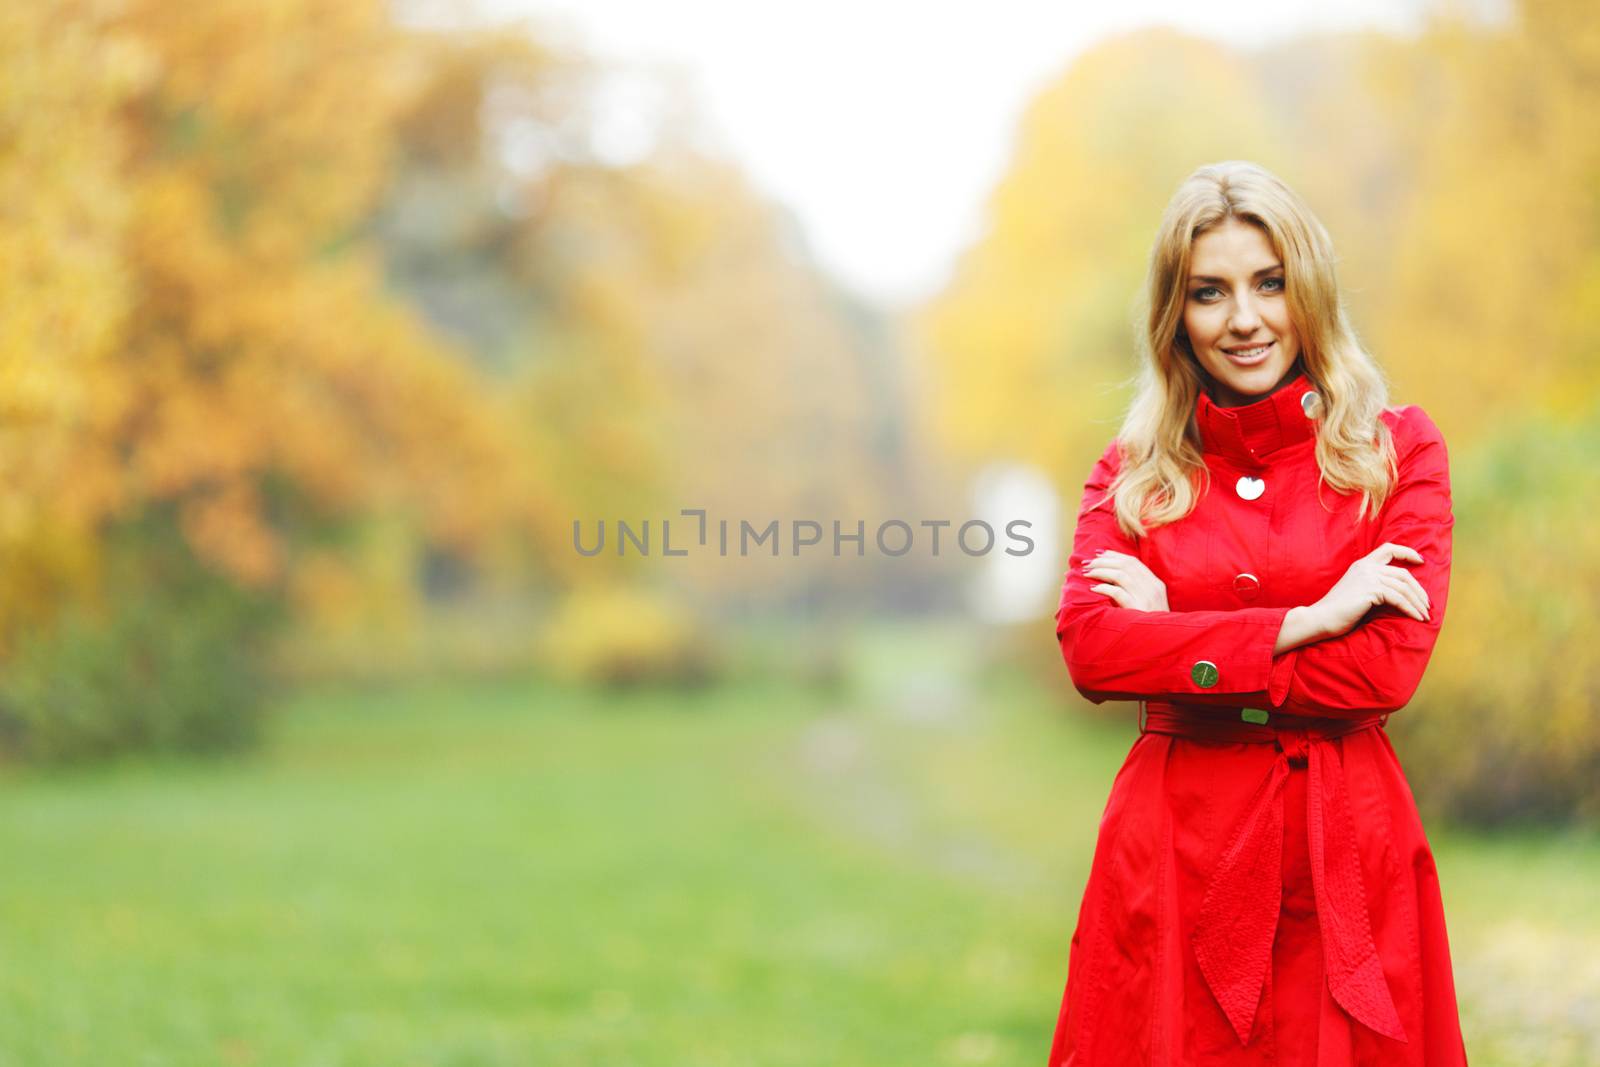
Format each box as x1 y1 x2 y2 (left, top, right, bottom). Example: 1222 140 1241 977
480 0 1434 309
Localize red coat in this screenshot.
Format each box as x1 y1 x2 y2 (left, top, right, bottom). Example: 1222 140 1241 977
1047 370 1470 1066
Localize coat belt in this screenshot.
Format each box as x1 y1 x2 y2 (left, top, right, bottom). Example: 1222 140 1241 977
1139 701 1409 1047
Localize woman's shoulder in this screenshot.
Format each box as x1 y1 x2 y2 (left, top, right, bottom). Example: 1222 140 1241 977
1379 402 1449 458
1076 437 1128 508
1086 435 1130 484
1376 404 1452 498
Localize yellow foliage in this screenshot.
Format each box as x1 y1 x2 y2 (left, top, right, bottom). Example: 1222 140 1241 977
914 29 1282 475
536 584 716 688
0 0 139 648
0 0 529 650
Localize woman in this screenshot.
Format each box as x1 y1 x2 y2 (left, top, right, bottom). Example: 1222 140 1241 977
1046 161 1469 1066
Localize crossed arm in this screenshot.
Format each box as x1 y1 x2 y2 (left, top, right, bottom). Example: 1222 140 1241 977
1055 414 1454 720
1080 549 1346 655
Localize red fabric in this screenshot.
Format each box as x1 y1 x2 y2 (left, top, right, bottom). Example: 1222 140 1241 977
1046 371 1470 1065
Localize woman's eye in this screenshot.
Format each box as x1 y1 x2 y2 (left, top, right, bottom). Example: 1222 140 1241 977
1261 277 1285 292
1193 286 1221 301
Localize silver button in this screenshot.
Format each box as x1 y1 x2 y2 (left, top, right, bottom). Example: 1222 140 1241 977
1233 572 1261 600
1235 476 1265 500
1301 390 1321 418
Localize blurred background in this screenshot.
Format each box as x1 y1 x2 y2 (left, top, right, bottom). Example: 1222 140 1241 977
1 0 1597 1063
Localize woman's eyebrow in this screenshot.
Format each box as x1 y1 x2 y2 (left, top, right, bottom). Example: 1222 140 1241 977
1188 263 1285 284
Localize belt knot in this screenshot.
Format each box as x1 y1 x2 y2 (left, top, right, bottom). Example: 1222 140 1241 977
1138 702 1406 1047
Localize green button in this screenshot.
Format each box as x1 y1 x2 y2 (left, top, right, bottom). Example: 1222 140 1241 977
1191 660 1219 688
1241 708 1270 725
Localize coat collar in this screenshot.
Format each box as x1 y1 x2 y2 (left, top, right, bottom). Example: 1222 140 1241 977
1193 369 1321 469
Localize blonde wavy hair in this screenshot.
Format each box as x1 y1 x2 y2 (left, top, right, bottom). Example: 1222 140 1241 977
1104 160 1398 539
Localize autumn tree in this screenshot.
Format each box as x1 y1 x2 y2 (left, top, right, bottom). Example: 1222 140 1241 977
0 0 527 757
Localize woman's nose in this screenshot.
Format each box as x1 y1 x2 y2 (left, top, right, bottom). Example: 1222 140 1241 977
1229 294 1262 333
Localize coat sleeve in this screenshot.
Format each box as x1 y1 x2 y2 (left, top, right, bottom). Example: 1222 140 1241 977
1054 439 1295 706
1264 406 1455 719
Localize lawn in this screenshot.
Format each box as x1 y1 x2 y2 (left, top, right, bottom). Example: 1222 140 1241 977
0 618 1595 1065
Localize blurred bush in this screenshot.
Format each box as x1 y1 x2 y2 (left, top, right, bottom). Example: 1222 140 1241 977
1392 409 1600 827
535 585 720 689
0 511 282 763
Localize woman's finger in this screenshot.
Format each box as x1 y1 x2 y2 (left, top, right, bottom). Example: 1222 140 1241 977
1101 556 1151 579
1371 542 1424 565
1379 564 1432 610
1084 561 1128 584
1403 571 1432 611
1378 564 1433 614
1096 550 1145 575
1375 582 1424 622
1091 582 1132 609
1380 573 1428 620
1378 574 1428 621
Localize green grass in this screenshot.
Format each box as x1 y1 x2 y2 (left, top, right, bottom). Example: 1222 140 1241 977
0 619 1595 1065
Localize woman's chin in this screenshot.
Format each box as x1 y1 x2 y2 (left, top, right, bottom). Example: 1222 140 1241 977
1204 356 1297 403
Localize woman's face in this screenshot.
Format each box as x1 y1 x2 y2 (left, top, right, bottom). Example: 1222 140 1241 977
1182 217 1301 407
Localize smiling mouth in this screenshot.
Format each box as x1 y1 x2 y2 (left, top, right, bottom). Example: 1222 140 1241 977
1222 341 1274 365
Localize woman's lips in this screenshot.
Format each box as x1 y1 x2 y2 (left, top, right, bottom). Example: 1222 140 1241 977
1222 340 1274 366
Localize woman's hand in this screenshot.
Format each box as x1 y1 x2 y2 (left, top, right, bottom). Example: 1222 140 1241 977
1308 541 1431 638
1082 549 1169 612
